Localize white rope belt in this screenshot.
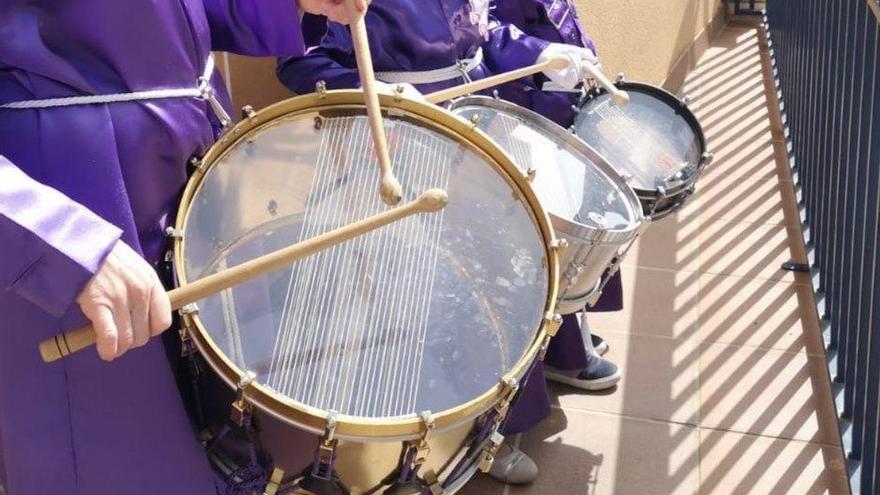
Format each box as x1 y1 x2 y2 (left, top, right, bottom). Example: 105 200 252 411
0 54 232 126
376 47 483 85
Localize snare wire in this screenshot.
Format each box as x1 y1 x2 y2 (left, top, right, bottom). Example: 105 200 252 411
265 116 450 418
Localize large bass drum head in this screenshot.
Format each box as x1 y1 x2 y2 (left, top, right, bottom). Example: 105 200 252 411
175 92 556 437
574 82 706 197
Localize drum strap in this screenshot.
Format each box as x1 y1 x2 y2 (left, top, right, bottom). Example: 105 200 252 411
0 54 233 127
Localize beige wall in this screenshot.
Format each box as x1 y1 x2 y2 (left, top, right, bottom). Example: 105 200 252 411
216 1 728 117
575 0 727 88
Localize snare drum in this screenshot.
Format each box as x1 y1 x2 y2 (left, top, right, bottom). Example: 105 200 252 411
173 91 562 494
448 96 644 315
573 80 712 220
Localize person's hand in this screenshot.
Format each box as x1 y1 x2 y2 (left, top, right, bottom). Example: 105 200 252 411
76 239 172 361
375 81 426 101
298 0 370 25
537 43 600 90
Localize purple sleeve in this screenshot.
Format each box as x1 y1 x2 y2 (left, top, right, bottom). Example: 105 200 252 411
203 0 306 56
277 16 360 94
0 156 121 317
483 21 551 75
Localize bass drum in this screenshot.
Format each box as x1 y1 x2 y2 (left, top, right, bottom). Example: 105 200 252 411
573 80 712 220
448 96 644 315
173 90 561 494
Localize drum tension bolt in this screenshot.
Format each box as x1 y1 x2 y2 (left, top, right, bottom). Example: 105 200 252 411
314 410 340 481
165 226 184 239
241 105 257 120
478 431 506 474
231 371 257 427
469 114 480 129
404 411 436 474
544 312 563 337
315 81 328 98
264 467 286 495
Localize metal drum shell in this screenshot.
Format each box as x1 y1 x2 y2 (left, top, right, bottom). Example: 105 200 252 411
173 90 561 442
448 96 643 316
575 81 711 220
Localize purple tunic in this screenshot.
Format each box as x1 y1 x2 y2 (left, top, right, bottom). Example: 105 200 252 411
277 0 550 95
0 2 304 494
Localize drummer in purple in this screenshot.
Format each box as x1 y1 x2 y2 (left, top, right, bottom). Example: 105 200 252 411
276 1 613 485
0 2 364 494
489 0 625 393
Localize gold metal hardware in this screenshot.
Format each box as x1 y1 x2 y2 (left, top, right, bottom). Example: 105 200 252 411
544 312 563 337
230 371 256 426
264 468 285 495
316 81 328 98
478 431 506 473
241 105 257 120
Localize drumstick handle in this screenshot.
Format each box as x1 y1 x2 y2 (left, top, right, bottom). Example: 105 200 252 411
345 0 402 206
425 57 569 104
38 189 449 364
581 63 630 106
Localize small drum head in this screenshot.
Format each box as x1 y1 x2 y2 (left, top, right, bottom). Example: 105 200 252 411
449 96 642 240
574 82 707 203
175 92 556 436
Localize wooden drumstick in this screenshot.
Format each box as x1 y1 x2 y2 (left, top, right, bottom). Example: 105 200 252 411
345 0 402 206
425 57 569 104
581 63 630 107
38 189 449 364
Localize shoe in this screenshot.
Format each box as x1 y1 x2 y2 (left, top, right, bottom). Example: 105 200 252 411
488 445 538 484
591 333 609 356
544 356 621 391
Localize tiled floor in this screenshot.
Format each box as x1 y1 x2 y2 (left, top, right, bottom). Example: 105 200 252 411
460 22 850 495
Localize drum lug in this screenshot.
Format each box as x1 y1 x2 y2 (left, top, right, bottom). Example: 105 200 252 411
264 468 286 495
165 226 184 239
316 81 328 98
680 95 691 107
616 73 626 83
702 151 715 165
241 105 257 120
544 312 563 337
526 166 537 182
188 155 204 172
468 114 481 129
550 238 568 252
230 371 257 427
492 89 500 100
314 411 340 480
477 431 506 473
400 411 436 479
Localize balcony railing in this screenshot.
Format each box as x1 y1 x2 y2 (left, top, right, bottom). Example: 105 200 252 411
765 1 880 494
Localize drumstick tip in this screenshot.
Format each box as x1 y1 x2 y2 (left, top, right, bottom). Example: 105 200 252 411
612 91 630 107
418 188 449 212
380 175 404 205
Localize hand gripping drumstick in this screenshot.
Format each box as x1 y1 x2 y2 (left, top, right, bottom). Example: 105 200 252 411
581 62 630 107
345 0 403 206
425 57 569 104
38 189 449 364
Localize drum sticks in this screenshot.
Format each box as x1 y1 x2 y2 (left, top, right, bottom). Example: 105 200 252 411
581 63 630 107
425 57 569 104
345 0 403 206
38 189 449 363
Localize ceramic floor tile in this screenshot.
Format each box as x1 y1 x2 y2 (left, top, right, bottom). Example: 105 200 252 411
623 214 701 272
550 332 700 424
699 429 849 495
468 409 699 495
698 273 824 355
699 342 840 445
588 266 700 340
698 220 805 282
697 177 787 225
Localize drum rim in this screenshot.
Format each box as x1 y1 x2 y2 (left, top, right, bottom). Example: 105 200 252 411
575 81 710 199
173 90 561 440
449 95 645 244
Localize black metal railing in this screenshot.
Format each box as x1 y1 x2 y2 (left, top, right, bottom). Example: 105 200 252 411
765 1 880 494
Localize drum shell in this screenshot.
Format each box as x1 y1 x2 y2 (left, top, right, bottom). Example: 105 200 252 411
201 365 480 494
552 216 636 315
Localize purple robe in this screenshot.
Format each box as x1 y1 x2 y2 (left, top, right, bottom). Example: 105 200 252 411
0 2 304 494
276 0 550 95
